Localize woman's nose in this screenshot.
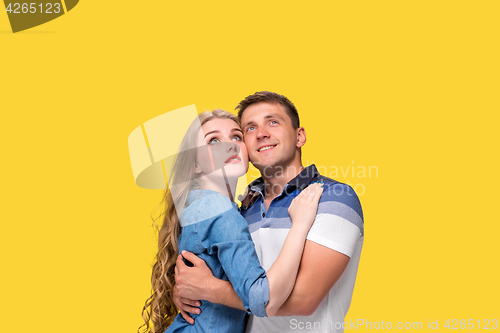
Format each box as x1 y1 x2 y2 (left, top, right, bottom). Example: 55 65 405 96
226 142 239 153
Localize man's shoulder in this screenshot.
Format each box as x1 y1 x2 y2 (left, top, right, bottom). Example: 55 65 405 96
313 176 364 224
314 174 359 199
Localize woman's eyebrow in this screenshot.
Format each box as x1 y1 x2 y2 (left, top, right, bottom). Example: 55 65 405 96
204 128 242 137
232 128 243 134
204 130 219 138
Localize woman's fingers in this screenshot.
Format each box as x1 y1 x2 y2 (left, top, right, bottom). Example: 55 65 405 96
305 183 319 200
290 183 316 207
311 182 324 203
299 182 323 201
307 182 323 201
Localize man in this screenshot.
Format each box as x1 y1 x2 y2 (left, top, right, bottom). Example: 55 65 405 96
174 91 364 332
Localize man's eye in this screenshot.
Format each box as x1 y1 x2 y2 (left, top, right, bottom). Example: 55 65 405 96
247 126 255 132
270 120 278 125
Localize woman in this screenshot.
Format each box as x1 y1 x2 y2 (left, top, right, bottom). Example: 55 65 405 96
139 110 322 333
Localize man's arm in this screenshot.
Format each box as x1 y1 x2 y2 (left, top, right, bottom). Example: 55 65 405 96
274 182 363 315
275 240 350 316
175 185 361 318
175 241 350 317
174 251 245 324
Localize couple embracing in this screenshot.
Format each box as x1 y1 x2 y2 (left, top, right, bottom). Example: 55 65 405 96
139 91 364 333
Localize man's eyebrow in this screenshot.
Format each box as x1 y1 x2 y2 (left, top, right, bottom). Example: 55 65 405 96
264 114 285 121
242 114 285 128
242 120 255 129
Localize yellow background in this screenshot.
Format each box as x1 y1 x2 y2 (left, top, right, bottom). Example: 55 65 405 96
1 1 498 332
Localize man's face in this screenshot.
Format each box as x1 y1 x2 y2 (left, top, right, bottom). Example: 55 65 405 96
240 102 299 171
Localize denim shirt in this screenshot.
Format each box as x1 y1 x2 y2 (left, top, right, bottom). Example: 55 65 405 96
166 189 270 333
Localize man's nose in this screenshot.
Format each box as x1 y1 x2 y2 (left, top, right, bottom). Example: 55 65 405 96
256 128 270 140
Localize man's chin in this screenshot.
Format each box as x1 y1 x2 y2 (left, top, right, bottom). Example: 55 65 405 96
251 162 280 173
251 160 271 169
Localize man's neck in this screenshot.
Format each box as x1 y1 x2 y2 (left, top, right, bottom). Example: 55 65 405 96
261 162 305 201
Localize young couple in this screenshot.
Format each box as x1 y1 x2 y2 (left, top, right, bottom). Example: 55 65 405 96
140 92 364 333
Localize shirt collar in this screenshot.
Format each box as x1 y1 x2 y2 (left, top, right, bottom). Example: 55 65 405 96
248 164 320 196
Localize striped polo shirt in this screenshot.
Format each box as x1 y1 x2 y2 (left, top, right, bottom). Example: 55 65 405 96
241 164 364 333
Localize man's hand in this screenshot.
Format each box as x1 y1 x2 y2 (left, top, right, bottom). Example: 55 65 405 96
174 250 222 324
174 251 213 324
173 283 198 325
175 251 247 314
175 251 215 301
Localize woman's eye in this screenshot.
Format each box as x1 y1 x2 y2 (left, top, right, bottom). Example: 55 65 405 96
232 135 242 141
208 138 220 145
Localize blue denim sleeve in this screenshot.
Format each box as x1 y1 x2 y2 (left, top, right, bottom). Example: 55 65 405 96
196 194 269 317
247 274 269 317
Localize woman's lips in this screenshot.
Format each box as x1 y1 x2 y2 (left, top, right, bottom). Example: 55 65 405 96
225 155 241 163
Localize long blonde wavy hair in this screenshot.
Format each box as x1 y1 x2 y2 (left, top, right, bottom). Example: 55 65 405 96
139 109 241 333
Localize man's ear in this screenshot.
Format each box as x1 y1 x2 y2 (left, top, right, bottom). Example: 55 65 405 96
296 127 306 148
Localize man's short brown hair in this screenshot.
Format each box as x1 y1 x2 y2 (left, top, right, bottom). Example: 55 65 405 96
236 91 300 129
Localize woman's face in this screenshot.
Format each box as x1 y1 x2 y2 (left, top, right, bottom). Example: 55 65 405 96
195 118 249 180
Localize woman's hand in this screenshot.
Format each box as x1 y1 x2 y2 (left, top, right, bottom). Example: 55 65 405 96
288 182 324 231
265 182 324 316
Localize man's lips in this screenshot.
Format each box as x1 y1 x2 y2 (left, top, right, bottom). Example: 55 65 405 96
225 155 241 163
257 144 278 152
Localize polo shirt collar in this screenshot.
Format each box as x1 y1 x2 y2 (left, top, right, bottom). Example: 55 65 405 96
248 164 320 196
287 164 320 190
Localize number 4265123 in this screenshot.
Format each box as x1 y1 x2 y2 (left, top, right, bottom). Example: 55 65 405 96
6 3 62 14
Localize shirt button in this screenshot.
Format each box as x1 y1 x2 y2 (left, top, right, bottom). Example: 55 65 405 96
262 213 265 217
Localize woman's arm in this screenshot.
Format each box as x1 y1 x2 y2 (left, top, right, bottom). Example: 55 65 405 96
173 184 323 319
264 182 323 316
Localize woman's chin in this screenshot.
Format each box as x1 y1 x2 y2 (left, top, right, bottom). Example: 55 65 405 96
203 164 247 182
222 164 247 179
